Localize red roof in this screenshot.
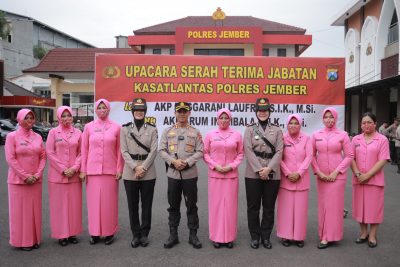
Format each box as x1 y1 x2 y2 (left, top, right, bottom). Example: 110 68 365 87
23 48 138 73
134 16 306 35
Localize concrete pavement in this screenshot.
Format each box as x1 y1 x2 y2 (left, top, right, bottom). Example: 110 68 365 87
0 145 399 267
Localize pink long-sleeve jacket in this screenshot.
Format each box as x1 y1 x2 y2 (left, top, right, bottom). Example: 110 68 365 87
80 99 123 175
5 109 46 184
203 109 244 178
280 114 313 191
311 108 353 178
46 106 82 183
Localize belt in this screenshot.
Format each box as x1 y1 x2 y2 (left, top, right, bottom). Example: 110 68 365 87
129 154 148 160
254 151 274 159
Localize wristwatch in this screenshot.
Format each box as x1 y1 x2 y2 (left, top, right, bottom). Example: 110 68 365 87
355 172 361 177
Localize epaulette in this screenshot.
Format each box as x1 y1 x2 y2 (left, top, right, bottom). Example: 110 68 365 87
247 122 256 127
269 122 280 127
146 123 155 127
122 122 132 127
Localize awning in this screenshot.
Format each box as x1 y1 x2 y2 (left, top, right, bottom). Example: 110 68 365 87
346 75 400 93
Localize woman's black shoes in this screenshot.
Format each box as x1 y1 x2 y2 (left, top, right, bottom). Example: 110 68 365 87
317 241 329 249
104 235 115 245
355 235 369 244
68 236 79 244
296 241 305 248
58 239 68 246
226 242 234 248
131 237 141 248
250 239 259 249
281 239 291 247
89 236 100 245
368 240 378 248
213 242 221 248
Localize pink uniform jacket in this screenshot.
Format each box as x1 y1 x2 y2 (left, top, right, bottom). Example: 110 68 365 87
6 128 46 184
280 131 313 191
80 119 123 175
352 133 390 186
311 129 353 178
203 129 244 178
46 124 82 183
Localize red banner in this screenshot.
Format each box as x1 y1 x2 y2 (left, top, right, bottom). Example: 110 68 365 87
95 54 344 105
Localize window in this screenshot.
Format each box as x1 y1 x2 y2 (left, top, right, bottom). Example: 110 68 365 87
262 48 269 56
277 48 287 57
170 49 175 55
152 48 161 54
388 10 399 44
7 33 11 43
194 49 244 56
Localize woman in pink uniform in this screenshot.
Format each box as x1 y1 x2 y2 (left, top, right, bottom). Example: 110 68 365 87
5 109 46 251
351 112 389 248
46 106 82 246
311 107 353 249
80 99 123 245
203 108 244 248
277 114 312 248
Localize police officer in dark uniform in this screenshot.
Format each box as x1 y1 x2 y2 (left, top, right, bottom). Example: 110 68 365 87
244 98 283 249
120 98 158 248
159 102 203 249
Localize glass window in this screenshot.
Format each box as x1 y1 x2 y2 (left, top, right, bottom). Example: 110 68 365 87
194 49 244 56
388 10 399 44
262 48 269 56
277 48 287 57
152 48 161 54
170 49 175 55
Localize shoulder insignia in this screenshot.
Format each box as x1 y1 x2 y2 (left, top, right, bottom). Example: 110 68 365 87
247 123 256 127
122 122 132 127
146 123 155 127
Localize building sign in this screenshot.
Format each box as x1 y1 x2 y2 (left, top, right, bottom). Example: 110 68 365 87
176 27 262 43
95 54 345 135
0 96 55 107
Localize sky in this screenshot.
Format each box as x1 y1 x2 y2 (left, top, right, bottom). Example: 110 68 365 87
1 0 352 57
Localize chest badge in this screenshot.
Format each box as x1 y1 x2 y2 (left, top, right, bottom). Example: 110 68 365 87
255 135 260 140
170 145 175 151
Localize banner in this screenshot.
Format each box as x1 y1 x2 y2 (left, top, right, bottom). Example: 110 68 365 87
95 54 345 135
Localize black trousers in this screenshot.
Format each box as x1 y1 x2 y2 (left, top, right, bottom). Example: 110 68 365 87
245 178 280 240
390 140 397 163
124 179 156 238
167 177 199 231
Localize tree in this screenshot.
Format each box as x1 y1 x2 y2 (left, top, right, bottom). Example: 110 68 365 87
33 45 47 59
0 11 10 40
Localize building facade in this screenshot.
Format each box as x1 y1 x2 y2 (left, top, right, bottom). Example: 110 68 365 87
0 9 95 78
24 9 312 121
333 0 400 133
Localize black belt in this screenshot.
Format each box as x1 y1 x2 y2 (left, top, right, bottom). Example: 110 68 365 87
129 154 148 160
254 151 274 159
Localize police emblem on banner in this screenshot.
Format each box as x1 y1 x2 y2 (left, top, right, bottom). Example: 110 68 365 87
102 66 121 78
326 66 338 81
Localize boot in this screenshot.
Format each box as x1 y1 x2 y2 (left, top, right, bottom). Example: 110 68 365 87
188 230 202 249
164 227 179 249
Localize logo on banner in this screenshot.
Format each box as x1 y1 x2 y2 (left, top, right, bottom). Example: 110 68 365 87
102 66 121 78
326 66 338 81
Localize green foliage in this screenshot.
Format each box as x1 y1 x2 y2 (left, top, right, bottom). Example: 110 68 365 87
33 45 47 59
0 11 10 40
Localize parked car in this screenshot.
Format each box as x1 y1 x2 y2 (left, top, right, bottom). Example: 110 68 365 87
0 119 16 145
32 122 51 141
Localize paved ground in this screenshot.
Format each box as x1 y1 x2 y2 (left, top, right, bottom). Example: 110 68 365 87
1 145 400 267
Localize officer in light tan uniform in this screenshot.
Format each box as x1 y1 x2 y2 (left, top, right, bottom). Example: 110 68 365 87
244 98 283 249
120 98 158 248
159 102 203 249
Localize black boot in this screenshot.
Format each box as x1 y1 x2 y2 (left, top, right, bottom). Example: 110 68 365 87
164 227 179 249
188 230 202 249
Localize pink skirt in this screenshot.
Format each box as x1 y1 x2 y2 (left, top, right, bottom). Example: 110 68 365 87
48 182 83 239
208 177 238 243
352 184 384 224
277 188 308 241
317 179 345 241
86 175 119 236
8 183 42 247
